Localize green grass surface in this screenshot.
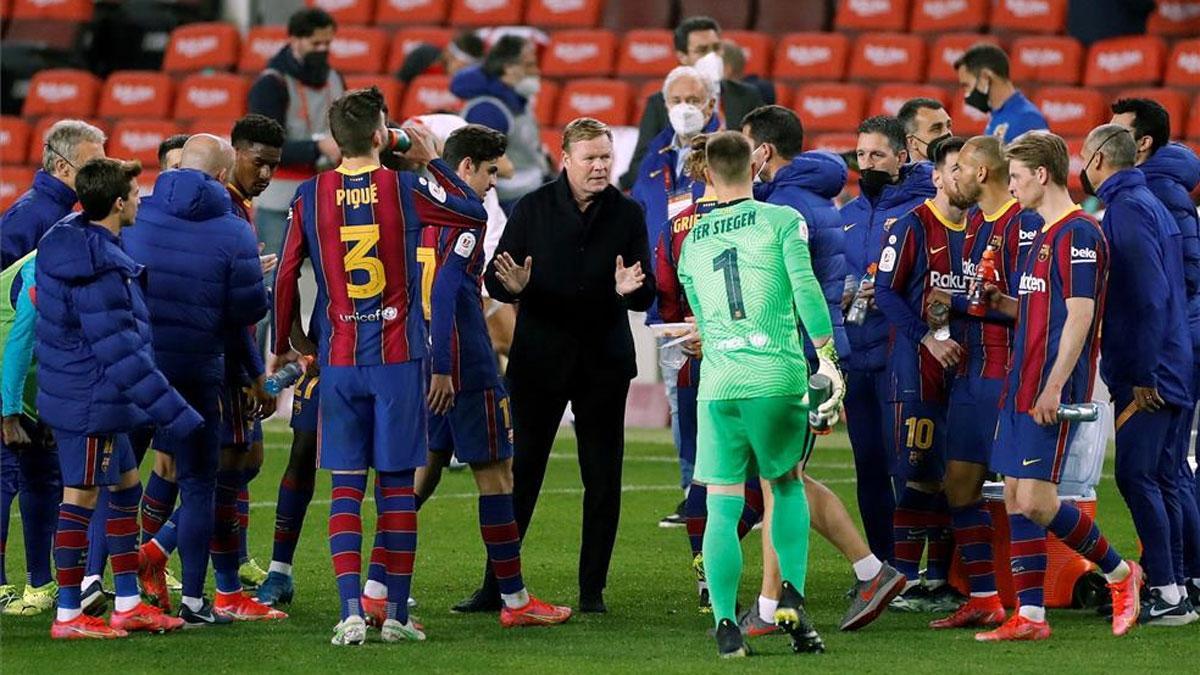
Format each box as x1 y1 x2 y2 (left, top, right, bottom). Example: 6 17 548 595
0 424 1195 672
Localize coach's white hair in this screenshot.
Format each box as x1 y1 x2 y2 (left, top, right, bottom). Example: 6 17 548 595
41 119 106 174
661 65 718 106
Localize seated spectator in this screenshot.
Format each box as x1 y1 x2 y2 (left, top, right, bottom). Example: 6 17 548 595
398 30 485 85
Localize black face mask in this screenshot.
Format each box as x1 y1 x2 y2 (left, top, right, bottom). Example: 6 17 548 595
918 133 953 159
1079 131 1125 198
964 77 990 114
299 51 330 86
860 169 897 198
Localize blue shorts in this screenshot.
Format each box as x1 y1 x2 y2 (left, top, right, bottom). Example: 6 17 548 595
219 384 263 449
318 361 427 472
57 432 137 488
946 376 1003 465
892 400 946 483
290 371 320 433
429 386 514 464
991 402 1077 483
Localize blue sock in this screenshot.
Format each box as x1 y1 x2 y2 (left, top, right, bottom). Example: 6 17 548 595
892 487 931 582
377 470 417 623
925 492 953 583
154 510 180 555
330 473 367 620
684 482 707 557
479 493 523 596
16 442 61 588
177 475 216 599
1008 514 1047 608
140 471 177 546
211 468 242 593
239 465 260 564
106 484 142 602
84 489 109 578
0 458 15 586
271 475 314 568
54 503 94 611
951 501 996 594
1047 501 1122 574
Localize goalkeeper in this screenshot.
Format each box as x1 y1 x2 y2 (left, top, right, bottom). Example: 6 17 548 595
678 131 843 659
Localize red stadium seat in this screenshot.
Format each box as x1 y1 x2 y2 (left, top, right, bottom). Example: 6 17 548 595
809 132 859 154
1010 36 1084 86
3 18 84 52
909 0 988 33
633 80 660 123
0 166 35 211
329 26 389 75
774 33 849 83
835 0 910 33
107 119 183 166
950 91 990 135
793 82 868 133
0 0 9 18
1066 135 1086 192
532 79 559 124
755 0 832 35
723 31 773 79
163 23 240 74
867 83 947 117
616 30 677 78
1116 88 1190 139
239 26 289 74
927 34 1002 84
10 0 90 20
602 0 673 31
1032 87 1106 137
555 79 632 126
174 73 249 122
848 33 926 83
540 126 563 169
23 68 101 117
1147 1 1200 37
98 71 174 120
343 75 404 117
1189 94 1200 140
678 0 753 31
990 0 1066 35
136 167 160 196
449 0 522 27
185 118 238 140
400 74 461 120
542 29 617 78
307 0 375 25
375 0 448 24
0 116 31 166
1083 36 1166 89
387 28 455 74
28 117 108 165
525 0 602 28
1166 39 1200 90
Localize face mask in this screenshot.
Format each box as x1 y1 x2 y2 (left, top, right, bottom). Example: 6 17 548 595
751 144 769 183
919 132 952 158
859 168 896 198
694 51 724 84
300 51 330 85
513 75 541 98
668 103 706 138
1079 131 1124 197
964 76 990 113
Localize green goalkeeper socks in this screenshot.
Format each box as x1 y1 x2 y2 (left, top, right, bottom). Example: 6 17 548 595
702 492 745 626
770 478 812 595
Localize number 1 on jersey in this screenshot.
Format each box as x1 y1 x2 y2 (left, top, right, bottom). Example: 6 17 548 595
712 247 746 320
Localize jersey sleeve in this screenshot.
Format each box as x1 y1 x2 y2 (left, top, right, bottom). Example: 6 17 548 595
655 228 686 323
406 159 488 229
272 191 308 356
1060 221 1109 301
430 227 478 377
779 212 833 343
873 214 928 343
1 262 36 416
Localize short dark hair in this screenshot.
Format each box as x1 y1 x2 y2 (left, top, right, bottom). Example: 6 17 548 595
77 158 141 221
452 30 485 60
231 114 285 149
953 43 1010 80
1111 98 1171 155
896 98 944 135
705 130 751 184
443 124 508 168
157 134 188 166
287 7 336 38
740 105 804 160
857 115 907 155
928 135 966 168
674 16 721 53
329 87 387 157
482 35 528 78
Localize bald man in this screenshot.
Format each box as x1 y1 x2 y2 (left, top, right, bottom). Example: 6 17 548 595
122 144 276 625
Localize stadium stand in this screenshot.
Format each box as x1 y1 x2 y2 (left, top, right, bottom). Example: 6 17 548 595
400 73 460 119
162 22 240 74
793 82 869 133
835 0 911 33
0 116 30 166
307 0 374 25
525 0 605 29
107 118 183 166
22 68 101 118
868 83 947 117
990 0 1068 36
847 32 926 83
1166 38 1200 91
1083 35 1167 89
1032 86 1107 137
773 33 850 83
238 25 288 74
927 34 1002 84
1147 0 1200 36
555 78 632 126
375 0 450 25
330 26 389 74
386 27 455 74
615 29 676 78
723 30 772 78
98 71 175 120
173 72 249 122
601 0 674 31
908 0 988 34
450 0 524 27
676 0 751 31
542 29 618 78
1010 36 1085 86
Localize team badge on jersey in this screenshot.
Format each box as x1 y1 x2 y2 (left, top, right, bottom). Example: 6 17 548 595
1038 244 1051 261
879 246 897 272
453 232 477 258
419 176 447 203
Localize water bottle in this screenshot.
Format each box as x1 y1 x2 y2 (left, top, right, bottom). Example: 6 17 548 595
385 127 412 153
845 263 877 326
264 362 305 396
927 301 950 341
1058 403 1099 422
808 373 833 434
967 246 998 317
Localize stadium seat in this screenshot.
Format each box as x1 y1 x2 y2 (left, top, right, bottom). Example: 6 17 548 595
9 0 91 20
98 71 174 120
542 29 617 78
162 22 240 74
400 74 461 120
808 132 858 155
1147 1 1200 37
950 93 989 135
848 33 926 83
107 119 183 166
22 68 101 117
990 0 1066 35
532 79 560 124
1166 39 1200 90
136 167 160 196
0 116 31 166
773 33 849 83
633 79 660 123
387 27 455 75
909 0 988 33
330 26 389 75
677 0 752 31
239 25 288 74
927 34 1002 84
2 17 85 52
449 0 522 26
0 166 34 211
525 0 603 28
0 0 8 18
555 78 632 126
1116 88 1190 139
540 126 563 169
1066 135 1085 192
1010 36 1084 86
307 0 375 25
723 30 772 78
374 0 449 25
868 83 948 117
616 30 677 78
28 117 108 164
793 82 869 133
602 0 673 31
754 0 831 34
1032 86 1106 137
835 0 910 33
344 75 404 117
1189 94 1200 139
185 117 239 140
1083 35 1166 89
173 73 249 122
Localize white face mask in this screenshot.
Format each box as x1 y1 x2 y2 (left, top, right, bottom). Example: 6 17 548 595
668 103 707 138
694 51 724 84
751 144 769 183
514 75 541 98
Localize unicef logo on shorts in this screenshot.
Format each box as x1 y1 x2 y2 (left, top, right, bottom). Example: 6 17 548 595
382 307 398 321
339 306 400 323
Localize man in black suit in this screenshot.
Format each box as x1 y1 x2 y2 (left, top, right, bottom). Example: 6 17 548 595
617 16 764 190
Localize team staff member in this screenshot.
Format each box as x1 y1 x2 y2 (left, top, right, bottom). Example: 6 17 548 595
954 44 1047 144
897 98 952 163
157 135 189 171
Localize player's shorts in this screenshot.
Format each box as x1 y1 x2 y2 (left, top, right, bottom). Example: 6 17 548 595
946 376 1003 466
318 361 427 472
290 370 320 433
991 402 1077 483
892 400 947 483
219 384 263 449
695 395 811 484
57 431 137 488
429 386 513 464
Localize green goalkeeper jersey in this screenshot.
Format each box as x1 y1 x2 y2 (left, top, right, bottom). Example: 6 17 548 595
678 198 832 401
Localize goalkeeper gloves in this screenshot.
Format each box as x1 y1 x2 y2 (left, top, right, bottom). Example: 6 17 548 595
814 339 845 427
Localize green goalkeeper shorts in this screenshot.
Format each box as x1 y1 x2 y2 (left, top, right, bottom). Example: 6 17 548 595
694 395 812 485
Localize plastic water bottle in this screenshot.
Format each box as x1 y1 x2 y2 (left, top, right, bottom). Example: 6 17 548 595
808 373 833 434
967 246 998 317
1058 403 1099 422
264 362 305 396
386 127 412 153
845 263 877 326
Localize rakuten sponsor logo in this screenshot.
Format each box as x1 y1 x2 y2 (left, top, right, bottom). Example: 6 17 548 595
1096 50 1144 74
175 36 219 59
113 84 156 106
187 88 230 109
568 93 614 115
332 39 370 58
35 82 79 104
1018 273 1046 294
849 0 892 16
864 45 909 67
930 270 969 292
1159 2 1200 21
1041 101 1085 122
629 42 671 63
1004 0 1050 18
544 0 586 12
554 43 600 62
118 131 165 153
1019 48 1064 67
417 87 458 110
922 0 968 20
1176 51 1200 75
801 97 847 117
786 45 832 67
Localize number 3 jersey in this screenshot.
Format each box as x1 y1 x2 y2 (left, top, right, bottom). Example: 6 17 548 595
677 199 832 401
273 160 487 367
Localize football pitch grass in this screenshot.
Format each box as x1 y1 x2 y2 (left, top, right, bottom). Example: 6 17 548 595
1 423 1197 673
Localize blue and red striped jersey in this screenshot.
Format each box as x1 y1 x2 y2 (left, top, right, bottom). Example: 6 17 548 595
273 159 487 367
654 197 716 389
874 199 968 403
1005 207 1108 413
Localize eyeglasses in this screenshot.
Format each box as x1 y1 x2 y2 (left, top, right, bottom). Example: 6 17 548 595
44 143 78 171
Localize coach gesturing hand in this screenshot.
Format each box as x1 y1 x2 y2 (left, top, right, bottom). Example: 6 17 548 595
493 252 533 296
614 256 645 296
